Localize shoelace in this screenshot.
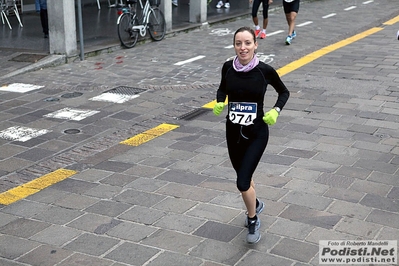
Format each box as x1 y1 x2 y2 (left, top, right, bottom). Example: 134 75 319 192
248 220 256 234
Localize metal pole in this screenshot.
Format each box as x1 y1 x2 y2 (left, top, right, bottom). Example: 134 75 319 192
77 0 85 60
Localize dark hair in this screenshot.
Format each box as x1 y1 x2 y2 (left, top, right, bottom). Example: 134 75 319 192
233 26 257 44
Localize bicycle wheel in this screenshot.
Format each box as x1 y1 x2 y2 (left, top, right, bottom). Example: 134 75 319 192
148 7 166 41
117 12 139 48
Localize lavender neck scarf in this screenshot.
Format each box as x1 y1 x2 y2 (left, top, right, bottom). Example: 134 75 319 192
233 55 259 72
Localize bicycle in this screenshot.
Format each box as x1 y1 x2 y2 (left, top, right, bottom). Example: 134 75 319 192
117 0 166 48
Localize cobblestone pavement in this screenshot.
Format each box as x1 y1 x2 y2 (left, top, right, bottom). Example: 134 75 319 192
0 0 399 265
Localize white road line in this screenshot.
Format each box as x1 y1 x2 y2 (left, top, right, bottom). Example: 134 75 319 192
44 108 100 121
297 21 313 27
0 126 51 142
224 45 234 49
174 55 206 66
0 83 44 93
89 93 139 103
267 30 284 36
344 6 357 11
363 0 374 4
322 13 336 19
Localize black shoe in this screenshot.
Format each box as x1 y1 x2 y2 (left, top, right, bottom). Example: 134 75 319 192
44 33 49 38
244 201 265 227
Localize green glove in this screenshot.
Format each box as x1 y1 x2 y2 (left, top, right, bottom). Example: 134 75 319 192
213 102 225 116
263 109 279 125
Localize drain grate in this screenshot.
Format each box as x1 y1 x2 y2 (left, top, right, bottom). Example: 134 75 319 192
10 54 48 63
104 86 146 96
177 108 211 120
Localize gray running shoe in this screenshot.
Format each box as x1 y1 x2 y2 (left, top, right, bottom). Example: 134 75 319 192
246 216 261 244
244 201 264 227
285 35 292 45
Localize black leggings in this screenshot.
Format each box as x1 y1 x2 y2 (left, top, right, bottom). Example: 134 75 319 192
252 0 269 18
226 121 269 192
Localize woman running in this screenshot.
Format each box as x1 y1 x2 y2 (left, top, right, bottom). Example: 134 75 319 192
213 26 290 244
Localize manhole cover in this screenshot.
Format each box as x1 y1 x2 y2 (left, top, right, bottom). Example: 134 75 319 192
64 129 80 134
61 92 83 98
104 86 146 96
177 108 210 120
43 97 59 102
10 54 48 63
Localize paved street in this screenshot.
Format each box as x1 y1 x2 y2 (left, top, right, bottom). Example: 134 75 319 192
0 0 399 265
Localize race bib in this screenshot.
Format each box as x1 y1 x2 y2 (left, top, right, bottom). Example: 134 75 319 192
228 102 257 126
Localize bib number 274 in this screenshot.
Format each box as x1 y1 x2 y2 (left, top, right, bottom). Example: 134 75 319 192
229 102 257 126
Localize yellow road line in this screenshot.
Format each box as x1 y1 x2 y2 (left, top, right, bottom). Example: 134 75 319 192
0 169 77 205
277 27 383 76
203 99 228 109
202 27 383 109
383 15 399 25
120 123 179 146
0 123 180 205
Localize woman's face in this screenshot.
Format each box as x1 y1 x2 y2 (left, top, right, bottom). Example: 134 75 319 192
234 30 258 65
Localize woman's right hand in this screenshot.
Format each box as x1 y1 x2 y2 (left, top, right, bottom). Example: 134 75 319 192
213 102 225 116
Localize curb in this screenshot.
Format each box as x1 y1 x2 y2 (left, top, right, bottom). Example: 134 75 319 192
1 54 66 80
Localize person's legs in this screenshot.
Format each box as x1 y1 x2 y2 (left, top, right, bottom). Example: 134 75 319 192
285 11 296 36
262 18 268 31
283 0 300 37
253 17 259 28
234 135 268 218
242 180 257 218
40 9 49 38
259 0 269 39
284 0 299 44
252 0 261 37
226 122 268 244
236 135 267 244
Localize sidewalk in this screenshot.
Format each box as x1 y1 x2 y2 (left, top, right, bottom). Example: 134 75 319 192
0 0 278 80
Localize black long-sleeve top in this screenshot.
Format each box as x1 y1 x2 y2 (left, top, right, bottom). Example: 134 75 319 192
216 60 290 126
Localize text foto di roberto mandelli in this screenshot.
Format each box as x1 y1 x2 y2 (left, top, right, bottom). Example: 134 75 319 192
319 240 397 265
